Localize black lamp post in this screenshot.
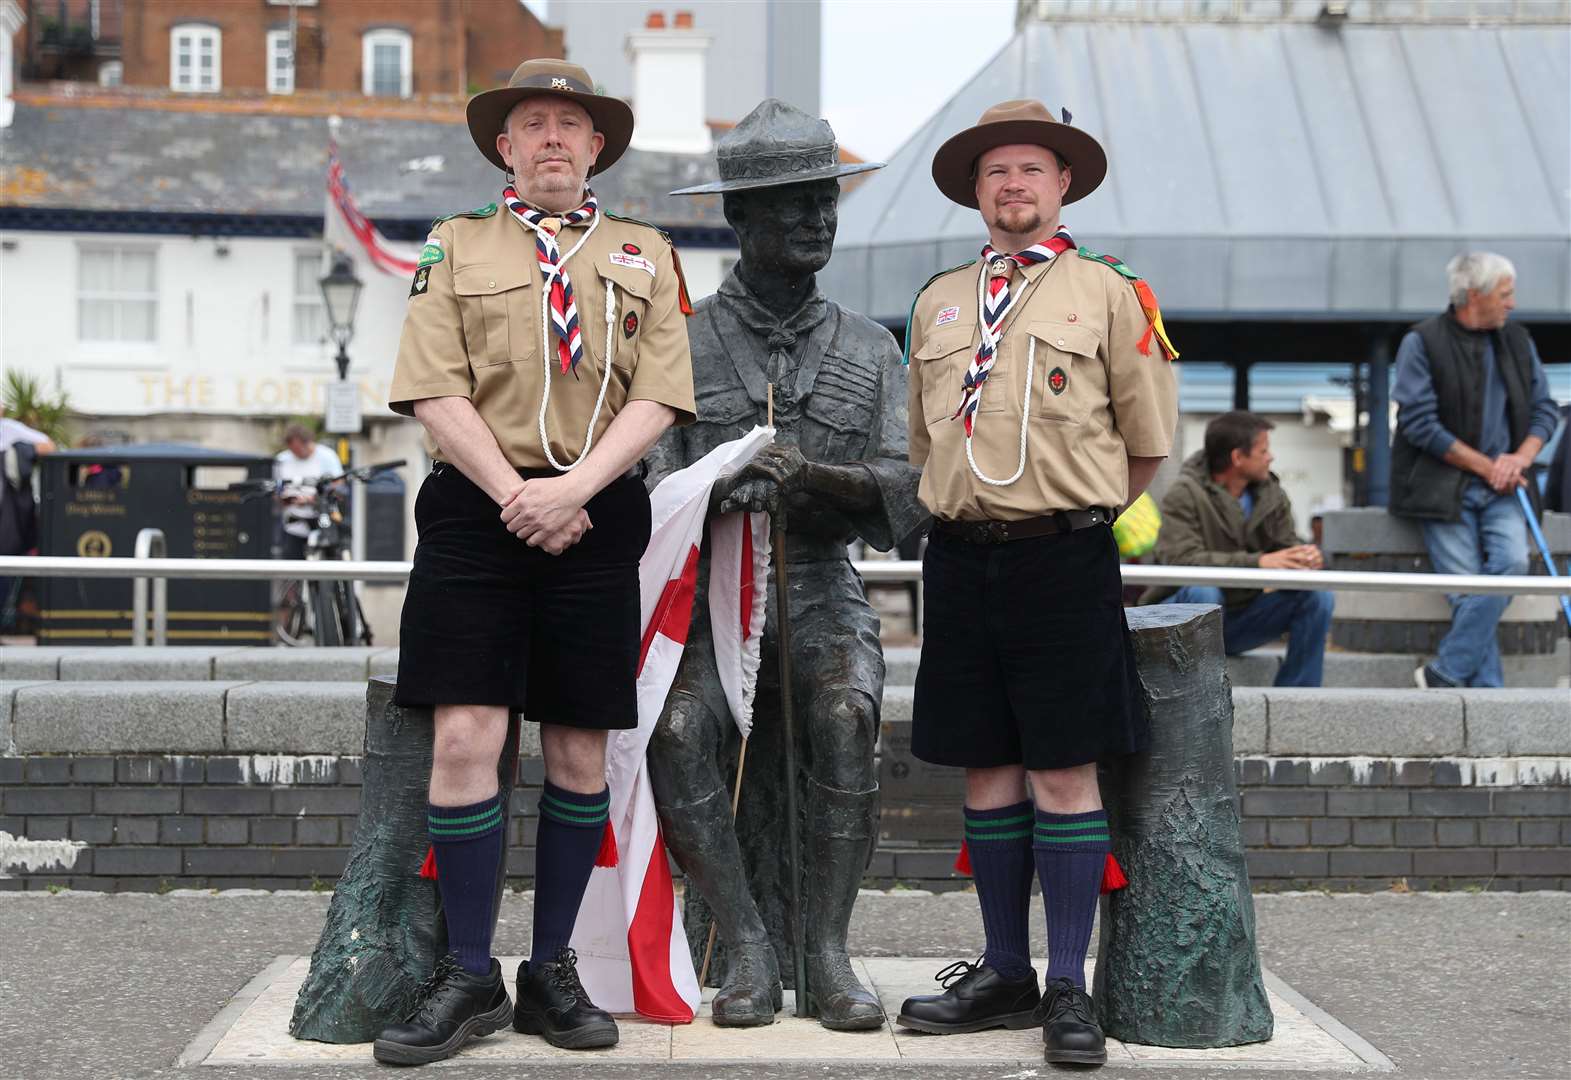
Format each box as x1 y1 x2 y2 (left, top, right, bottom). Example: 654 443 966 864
318 254 364 381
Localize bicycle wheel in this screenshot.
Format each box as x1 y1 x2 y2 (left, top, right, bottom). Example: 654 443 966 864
275 580 310 646
310 580 343 646
330 580 357 645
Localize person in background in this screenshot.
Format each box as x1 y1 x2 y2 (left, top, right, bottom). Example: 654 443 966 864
273 423 343 559
0 402 54 629
1143 411 1334 688
1390 252 1560 689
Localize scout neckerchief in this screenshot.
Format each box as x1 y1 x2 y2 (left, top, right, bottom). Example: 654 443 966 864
501 185 617 472
502 185 600 376
953 228 1074 486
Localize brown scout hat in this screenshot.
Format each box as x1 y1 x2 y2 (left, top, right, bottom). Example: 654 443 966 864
466 58 635 176
930 99 1107 209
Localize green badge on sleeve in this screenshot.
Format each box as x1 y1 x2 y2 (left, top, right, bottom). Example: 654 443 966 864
417 241 444 268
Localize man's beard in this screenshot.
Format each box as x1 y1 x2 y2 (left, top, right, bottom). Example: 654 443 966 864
992 205 1042 237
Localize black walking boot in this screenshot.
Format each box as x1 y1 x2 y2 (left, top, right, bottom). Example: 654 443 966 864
1037 976 1106 1066
372 954 512 1066
803 779 885 1031
897 959 1041 1034
514 946 619 1049
712 937 784 1027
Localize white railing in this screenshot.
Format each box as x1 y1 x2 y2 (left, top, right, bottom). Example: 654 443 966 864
3 555 1569 597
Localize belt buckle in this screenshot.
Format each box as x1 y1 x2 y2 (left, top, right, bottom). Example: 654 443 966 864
988 521 1009 543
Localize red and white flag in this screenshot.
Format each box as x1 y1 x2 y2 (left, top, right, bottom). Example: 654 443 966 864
324 137 419 277
570 427 774 1021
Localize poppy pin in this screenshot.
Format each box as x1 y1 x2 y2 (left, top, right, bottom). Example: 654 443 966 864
622 243 641 256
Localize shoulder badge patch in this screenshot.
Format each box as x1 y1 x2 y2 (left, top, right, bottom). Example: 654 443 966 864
1075 247 1179 361
409 265 431 298
935 306 960 327
417 238 444 268
902 260 977 366
431 202 498 228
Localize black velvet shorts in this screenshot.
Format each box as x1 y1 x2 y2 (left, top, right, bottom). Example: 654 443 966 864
911 523 1148 771
393 462 651 728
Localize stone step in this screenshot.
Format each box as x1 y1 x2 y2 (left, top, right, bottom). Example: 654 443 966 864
3 679 1565 760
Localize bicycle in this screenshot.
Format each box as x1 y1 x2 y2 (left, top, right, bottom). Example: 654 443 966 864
232 459 405 646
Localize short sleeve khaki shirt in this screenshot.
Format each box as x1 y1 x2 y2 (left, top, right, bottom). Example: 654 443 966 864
906 249 1177 520
389 205 697 470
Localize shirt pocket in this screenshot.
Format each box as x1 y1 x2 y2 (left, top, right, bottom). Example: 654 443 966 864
694 385 755 428
914 330 988 428
453 262 535 368
1026 320 1100 426
599 260 656 373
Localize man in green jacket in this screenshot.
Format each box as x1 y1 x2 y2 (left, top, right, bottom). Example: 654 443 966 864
1142 411 1333 686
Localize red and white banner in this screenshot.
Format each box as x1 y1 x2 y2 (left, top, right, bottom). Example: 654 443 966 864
324 140 419 277
570 427 775 1021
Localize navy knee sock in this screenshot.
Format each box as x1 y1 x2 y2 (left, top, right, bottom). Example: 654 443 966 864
964 801 1036 980
1033 808 1110 990
428 792 506 975
531 781 611 964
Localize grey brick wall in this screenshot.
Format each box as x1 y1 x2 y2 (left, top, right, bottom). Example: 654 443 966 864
1 752 1567 892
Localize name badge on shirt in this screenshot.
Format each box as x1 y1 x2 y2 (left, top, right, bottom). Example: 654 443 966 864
935 306 960 326
608 251 656 277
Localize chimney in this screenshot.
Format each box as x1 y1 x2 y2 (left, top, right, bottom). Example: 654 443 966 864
626 9 712 156
0 0 25 129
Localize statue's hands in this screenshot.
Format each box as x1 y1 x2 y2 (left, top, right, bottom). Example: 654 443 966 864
717 477 785 519
734 444 813 494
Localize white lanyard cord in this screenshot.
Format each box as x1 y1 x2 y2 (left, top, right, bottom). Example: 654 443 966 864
964 261 1034 487
520 213 616 472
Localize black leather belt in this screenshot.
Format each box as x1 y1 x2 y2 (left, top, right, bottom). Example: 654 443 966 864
933 508 1113 544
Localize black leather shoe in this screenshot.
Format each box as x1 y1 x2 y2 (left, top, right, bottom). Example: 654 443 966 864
896 959 1040 1034
514 946 619 1049
1038 977 1106 1066
372 954 512 1066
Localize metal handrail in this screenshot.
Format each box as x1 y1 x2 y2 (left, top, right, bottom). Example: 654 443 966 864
131 529 168 647
2 554 1570 598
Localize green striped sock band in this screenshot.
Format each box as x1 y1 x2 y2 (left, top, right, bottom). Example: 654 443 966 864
1032 810 1111 851
427 797 503 839
964 810 1035 844
539 786 610 829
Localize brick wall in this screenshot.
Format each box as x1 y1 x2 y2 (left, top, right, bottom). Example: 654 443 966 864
3 751 1567 892
119 0 558 97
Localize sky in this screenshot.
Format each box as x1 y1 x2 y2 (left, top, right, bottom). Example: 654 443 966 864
522 0 1019 162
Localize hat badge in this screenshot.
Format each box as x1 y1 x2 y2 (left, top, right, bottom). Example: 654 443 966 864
551 77 569 90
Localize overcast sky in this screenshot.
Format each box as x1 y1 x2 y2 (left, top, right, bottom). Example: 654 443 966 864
524 0 1018 161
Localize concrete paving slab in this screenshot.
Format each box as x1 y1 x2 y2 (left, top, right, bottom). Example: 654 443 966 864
189 953 1376 1070
58 646 240 681
11 681 240 753
225 682 368 755
215 648 381 682
1232 686 1268 753
0 680 51 753
1461 689 1571 755
1266 689 1465 756
0 646 80 679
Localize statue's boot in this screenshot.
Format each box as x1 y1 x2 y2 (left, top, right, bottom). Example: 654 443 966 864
803 778 885 1031
657 786 782 1027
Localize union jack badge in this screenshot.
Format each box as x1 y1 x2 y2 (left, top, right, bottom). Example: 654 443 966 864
936 306 960 326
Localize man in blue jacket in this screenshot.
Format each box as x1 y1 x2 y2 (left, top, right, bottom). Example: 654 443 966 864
1389 252 1560 688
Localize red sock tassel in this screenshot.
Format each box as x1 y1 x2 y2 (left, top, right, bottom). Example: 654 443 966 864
594 821 619 868
953 839 972 876
418 844 438 880
1100 853 1127 894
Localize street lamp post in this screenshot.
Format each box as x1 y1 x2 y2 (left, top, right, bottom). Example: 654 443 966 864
318 254 366 606
319 254 364 383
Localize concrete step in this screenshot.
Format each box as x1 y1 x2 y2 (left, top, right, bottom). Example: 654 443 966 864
3 679 1565 760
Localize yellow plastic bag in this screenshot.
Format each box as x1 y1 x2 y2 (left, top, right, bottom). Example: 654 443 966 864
1113 492 1161 559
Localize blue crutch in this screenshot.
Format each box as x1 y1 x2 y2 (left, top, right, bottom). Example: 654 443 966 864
1515 486 1571 630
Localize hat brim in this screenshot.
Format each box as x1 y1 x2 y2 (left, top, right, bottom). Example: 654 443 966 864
466 86 635 176
668 160 884 196
930 120 1106 209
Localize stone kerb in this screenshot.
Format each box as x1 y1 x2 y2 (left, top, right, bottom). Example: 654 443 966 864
0 647 402 682
57 647 248 681
1265 689 1465 757
12 682 239 753
226 683 368 756
214 648 394 683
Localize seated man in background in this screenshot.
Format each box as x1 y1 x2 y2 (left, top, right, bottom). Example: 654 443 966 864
1142 411 1333 687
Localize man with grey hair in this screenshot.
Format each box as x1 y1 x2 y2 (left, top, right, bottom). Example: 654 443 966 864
1390 252 1560 688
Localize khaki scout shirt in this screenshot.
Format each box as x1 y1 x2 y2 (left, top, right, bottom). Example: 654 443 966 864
906 249 1177 521
389 204 697 470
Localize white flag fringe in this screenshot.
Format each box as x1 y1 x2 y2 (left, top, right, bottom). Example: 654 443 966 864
570 427 774 1021
707 511 771 739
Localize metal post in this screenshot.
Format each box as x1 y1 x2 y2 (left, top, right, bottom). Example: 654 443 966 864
1366 332 1392 507
1231 359 1251 412
131 528 168 647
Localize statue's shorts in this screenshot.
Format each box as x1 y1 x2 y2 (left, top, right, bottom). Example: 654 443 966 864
911 523 1148 771
393 461 650 729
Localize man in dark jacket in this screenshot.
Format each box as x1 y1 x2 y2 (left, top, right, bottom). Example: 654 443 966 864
1390 252 1560 689
1142 412 1333 686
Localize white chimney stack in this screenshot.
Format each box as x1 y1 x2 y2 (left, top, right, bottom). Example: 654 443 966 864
626 10 712 156
0 0 26 129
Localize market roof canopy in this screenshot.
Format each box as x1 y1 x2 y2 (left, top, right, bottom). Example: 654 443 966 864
822 20 1571 324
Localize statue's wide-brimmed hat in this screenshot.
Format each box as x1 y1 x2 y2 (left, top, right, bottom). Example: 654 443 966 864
466 58 635 175
931 99 1106 209
669 99 883 196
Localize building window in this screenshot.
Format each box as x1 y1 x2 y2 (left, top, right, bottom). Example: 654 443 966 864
99 61 123 88
170 24 221 93
362 29 411 98
293 252 327 346
266 29 294 94
79 246 157 343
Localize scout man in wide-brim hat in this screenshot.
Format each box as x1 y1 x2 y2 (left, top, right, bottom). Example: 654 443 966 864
374 57 696 1068
894 100 1178 1069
